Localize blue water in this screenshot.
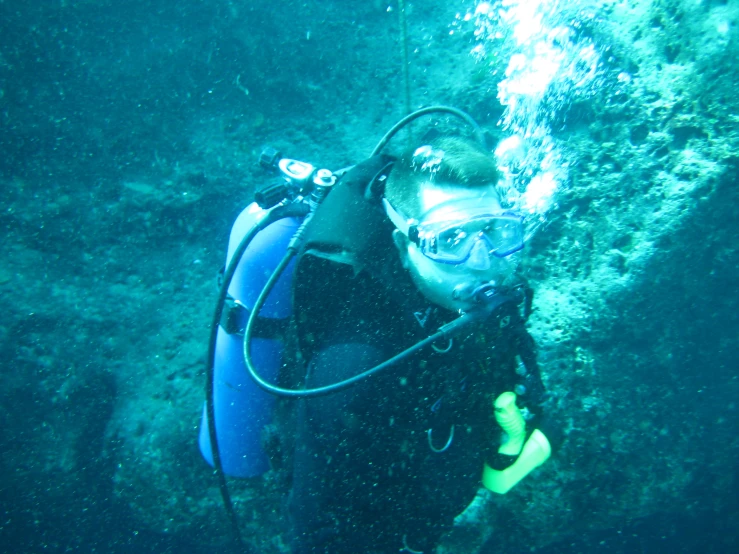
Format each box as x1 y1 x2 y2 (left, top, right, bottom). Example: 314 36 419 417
1 1 736 553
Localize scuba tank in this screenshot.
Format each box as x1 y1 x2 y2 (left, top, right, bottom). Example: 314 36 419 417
197 204 303 477
198 150 332 477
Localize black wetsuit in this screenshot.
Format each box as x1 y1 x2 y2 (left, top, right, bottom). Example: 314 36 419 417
286 157 546 554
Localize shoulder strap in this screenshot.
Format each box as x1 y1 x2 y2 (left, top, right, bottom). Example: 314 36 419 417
291 155 399 357
297 155 395 273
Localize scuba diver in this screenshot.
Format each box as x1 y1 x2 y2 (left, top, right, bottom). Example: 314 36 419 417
199 107 557 553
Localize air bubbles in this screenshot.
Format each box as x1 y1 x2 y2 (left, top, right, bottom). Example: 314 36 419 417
411 145 446 177
462 0 606 238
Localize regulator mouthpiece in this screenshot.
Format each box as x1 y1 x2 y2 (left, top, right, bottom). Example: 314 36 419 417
452 282 477 302
452 281 498 304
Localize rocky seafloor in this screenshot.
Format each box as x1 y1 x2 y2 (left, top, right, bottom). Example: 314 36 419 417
1 0 737 552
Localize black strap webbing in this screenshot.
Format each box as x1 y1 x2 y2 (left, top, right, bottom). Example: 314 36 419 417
220 296 288 339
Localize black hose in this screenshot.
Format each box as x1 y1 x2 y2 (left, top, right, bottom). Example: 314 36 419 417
242 246 495 398
370 105 486 157
204 201 310 551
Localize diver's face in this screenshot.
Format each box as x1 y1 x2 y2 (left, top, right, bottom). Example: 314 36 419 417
395 181 520 313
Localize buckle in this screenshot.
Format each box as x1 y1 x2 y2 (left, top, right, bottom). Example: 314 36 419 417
220 297 249 336
220 296 289 339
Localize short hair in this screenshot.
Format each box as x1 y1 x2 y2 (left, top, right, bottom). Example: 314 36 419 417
384 136 500 220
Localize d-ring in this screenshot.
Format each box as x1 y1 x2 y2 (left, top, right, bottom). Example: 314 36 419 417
427 425 454 453
432 338 453 353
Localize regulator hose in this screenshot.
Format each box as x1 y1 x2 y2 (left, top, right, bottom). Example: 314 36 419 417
370 105 486 157
242 248 507 398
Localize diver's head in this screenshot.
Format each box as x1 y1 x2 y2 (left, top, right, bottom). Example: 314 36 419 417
384 137 524 312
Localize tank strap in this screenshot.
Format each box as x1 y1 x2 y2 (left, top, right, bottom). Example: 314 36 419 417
220 296 288 339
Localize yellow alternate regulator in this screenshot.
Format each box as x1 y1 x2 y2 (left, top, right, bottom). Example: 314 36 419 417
482 391 551 494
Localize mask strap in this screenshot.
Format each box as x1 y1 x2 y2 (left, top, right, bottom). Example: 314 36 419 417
383 197 414 236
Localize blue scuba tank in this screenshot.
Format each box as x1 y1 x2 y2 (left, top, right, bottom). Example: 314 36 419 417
198 202 302 477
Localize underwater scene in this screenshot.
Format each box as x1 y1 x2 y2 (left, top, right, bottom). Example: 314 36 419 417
1 0 737 553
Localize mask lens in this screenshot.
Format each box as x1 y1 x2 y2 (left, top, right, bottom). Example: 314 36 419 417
484 216 524 257
436 226 474 259
433 215 523 262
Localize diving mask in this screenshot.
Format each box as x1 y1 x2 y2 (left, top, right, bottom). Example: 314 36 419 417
384 197 525 265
